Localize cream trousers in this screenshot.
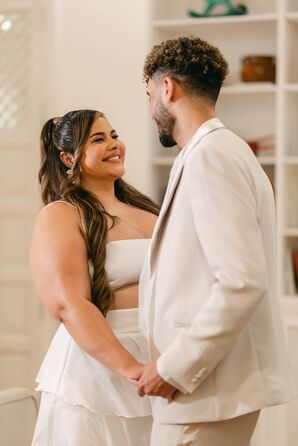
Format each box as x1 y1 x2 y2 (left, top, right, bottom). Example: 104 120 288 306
150 410 260 446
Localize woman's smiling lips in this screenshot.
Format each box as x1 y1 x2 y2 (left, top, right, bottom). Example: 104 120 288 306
102 154 121 163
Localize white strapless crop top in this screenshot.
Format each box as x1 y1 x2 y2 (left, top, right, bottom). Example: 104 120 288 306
104 238 150 289
49 201 150 290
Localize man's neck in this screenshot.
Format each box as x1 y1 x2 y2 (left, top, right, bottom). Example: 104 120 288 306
173 99 216 148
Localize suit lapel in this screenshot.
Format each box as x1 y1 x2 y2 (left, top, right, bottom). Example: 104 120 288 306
148 119 226 273
148 156 185 270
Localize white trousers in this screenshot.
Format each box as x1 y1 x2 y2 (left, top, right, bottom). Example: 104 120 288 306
150 410 260 446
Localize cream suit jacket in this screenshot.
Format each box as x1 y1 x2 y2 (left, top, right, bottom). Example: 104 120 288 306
139 118 296 424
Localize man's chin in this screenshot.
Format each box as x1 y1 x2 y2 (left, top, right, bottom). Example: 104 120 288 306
159 134 177 148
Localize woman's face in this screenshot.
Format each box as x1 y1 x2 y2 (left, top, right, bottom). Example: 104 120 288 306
80 116 126 183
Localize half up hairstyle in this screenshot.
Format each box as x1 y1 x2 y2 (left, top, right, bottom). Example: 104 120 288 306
39 109 159 315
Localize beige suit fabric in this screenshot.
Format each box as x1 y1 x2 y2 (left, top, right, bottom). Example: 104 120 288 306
139 118 296 425
150 410 260 446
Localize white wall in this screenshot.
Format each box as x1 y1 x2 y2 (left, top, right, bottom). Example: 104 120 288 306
41 0 154 196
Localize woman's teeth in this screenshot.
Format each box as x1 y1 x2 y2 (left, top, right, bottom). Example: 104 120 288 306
105 155 120 161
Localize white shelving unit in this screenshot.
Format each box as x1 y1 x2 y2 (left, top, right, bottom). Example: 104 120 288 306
152 13 278 29
149 1 298 444
221 82 277 95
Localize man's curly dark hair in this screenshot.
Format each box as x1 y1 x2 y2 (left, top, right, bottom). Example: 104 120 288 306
143 36 229 104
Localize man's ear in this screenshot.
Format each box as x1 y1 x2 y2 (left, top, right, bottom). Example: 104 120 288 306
60 151 74 169
161 76 175 105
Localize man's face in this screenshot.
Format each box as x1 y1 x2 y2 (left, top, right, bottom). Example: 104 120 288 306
147 78 176 148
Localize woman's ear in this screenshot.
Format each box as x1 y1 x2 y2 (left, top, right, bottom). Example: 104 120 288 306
60 151 74 169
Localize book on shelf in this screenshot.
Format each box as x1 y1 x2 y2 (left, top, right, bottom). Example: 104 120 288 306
246 134 275 157
293 250 298 293
285 246 297 295
262 165 275 191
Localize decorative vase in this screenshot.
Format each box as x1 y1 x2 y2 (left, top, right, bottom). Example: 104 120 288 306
241 56 276 83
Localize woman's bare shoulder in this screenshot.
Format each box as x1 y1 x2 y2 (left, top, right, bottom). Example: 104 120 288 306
36 200 81 228
31 200 85 256
39 200 77 214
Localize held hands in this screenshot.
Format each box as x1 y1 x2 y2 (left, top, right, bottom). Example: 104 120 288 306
122 359 177 400
136 361 177 400
123 361 146 382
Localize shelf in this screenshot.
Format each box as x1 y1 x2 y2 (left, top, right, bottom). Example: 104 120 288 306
257 156 276 165
221 83 276 95
283 228 298 237
280 296 298 313
285 12 298 23
220 83 298 97
152 14 278 32
284 84 298 92
284 157 298 165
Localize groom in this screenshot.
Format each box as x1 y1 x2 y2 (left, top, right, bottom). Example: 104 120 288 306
137 36 296 446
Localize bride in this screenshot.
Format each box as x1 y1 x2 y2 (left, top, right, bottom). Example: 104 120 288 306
30 109 159 445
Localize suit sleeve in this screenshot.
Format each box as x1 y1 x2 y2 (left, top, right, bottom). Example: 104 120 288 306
156 143 269 394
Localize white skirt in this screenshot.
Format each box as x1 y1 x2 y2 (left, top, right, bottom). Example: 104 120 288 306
31 392 152 446
32 308 152 445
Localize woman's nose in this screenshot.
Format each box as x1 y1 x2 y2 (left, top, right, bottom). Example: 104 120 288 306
107 139 119 150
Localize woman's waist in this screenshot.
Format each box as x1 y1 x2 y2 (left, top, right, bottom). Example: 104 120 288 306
106 307 139 333
36 308 144 384
110 282 139 314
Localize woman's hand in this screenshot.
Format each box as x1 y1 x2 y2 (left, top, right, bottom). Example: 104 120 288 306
123 362 145 383
137 361 177 400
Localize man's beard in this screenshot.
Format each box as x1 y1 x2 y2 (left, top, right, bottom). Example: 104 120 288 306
154 101 177 148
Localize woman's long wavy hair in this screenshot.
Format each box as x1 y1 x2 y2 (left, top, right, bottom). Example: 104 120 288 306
39 109 159 316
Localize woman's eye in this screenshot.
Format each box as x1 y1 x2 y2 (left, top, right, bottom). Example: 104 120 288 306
93 134 118 143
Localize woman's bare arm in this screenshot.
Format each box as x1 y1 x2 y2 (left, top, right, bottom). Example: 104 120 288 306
30 202 142 379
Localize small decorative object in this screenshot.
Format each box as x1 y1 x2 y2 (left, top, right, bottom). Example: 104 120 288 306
241 56 276 83
246 135 275 157
245 135 275 191
188 0 247 18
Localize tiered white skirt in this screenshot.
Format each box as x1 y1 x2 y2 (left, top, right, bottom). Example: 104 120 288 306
31 309 152 445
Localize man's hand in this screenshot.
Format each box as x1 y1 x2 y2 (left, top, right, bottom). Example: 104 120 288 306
137 361 177 400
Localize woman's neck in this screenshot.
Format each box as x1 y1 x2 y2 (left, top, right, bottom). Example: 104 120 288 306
81 177 120 209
